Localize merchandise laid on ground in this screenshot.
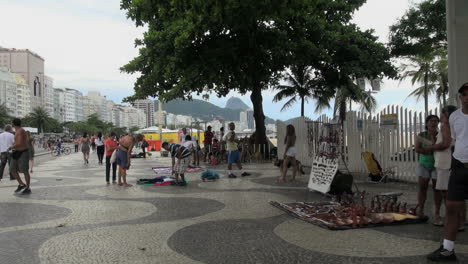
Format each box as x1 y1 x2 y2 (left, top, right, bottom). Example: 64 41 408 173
152 166 204 174
137 176 186 186
271 192 428 230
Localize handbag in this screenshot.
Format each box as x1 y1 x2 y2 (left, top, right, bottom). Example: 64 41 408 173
110 150 117 163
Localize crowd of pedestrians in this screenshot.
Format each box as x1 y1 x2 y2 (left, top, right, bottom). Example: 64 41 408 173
0 85 467 262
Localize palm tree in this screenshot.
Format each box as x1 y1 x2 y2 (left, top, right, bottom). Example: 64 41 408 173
399 51 446 116
273 65 319 117
0 103 11 128
332 80 378 123
29 107 50 133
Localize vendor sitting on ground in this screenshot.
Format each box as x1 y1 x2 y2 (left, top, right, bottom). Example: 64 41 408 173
162 142 191 186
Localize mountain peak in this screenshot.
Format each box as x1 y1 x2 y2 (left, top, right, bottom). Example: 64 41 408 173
225 97 249 110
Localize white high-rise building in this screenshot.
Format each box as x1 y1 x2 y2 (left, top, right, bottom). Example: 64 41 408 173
52 88 83 122
132 99 154 128
43 75 54 116
0 68 17 117
106 100 115 125
84 91 108 121
14 74 31 118
63 88 83 122
122 106 146 129
0 47 45 110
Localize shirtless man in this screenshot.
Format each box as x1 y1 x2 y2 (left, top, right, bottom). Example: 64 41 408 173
9 118 31 194
115 134 143 187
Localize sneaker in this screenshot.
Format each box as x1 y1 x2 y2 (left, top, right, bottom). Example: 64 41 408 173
228 174 237 178
427 245 457 262
21 188 31 195
241 172 251 177
14 184 26 193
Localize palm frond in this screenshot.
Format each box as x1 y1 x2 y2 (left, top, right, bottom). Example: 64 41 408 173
280 97 297 112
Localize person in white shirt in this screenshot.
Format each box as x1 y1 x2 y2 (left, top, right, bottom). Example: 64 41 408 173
223 122 250 178
428 83 468 261
179 128 188 144
0 125 15 181
183 135 197 167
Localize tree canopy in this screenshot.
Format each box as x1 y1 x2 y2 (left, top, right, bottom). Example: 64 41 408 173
388 0 446 57
121 0 394 141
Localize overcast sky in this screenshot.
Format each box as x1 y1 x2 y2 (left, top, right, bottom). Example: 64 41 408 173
0 0 436 121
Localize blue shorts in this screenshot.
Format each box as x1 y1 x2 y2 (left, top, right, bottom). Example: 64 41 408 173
227 150 240 164
416 165 437 179
116 149 129 169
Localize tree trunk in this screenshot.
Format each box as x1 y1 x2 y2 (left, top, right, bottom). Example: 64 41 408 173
250 86 267 145
424 71 429 117
339 99 347 124
301 96 305 117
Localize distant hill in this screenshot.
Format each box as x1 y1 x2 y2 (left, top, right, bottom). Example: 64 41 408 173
154 98 275 124
225 97 249 110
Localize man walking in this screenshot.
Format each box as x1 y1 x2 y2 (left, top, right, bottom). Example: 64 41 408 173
428 83 468 261
162 142 191 186
223 122 250 178
9 118 31 194
0 124 15 181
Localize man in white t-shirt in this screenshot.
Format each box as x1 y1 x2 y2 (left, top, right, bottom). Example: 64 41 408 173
0 125 15 181
428 83 468 262
223 122 250 178
179 128 188 144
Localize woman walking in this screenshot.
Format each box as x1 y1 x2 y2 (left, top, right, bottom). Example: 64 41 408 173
81 133 91 165
26 131 35 173
105 132 118 184
415 115 441 218
95 132 105 165
279 124 298 183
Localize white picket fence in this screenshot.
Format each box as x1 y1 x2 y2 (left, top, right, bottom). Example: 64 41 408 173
277 106 441 183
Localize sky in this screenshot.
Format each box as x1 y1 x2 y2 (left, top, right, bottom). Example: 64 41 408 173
0 0 437 121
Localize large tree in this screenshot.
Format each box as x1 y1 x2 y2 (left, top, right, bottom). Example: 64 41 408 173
388 0 446 58
120 0 368 143
315 24 397 122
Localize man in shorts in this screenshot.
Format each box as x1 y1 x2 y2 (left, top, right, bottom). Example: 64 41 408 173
223 122 250 178
116 134 143 187
9 118 31 194
428 83 468 262
162 142 191 186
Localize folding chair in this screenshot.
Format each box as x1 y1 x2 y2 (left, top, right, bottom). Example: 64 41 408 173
362 152 390 183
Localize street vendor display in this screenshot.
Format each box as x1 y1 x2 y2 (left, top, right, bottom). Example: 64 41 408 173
271 191 428 230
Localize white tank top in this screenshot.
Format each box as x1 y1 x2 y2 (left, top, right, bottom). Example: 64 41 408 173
434 125 452 169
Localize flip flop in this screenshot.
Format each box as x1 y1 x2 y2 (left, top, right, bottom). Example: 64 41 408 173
432 217 444 227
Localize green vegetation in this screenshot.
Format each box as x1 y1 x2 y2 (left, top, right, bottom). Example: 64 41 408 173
0 103 11 128
120 0 396 141
390 0 448 113
389 0 446 58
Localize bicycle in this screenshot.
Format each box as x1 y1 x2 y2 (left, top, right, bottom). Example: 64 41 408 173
51 146 72 156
